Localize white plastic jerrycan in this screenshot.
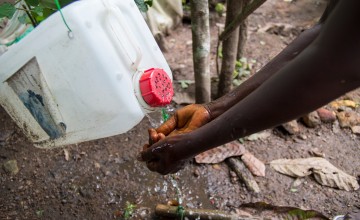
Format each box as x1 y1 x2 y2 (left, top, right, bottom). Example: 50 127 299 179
0 0 174 148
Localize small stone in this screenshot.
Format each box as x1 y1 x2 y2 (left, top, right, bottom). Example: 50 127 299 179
212 164 221 170
316 108 336 123
337 111 360 128
3 160 19 175
302 111 321 128
193 168 200 177
94 162 101 169
351 126 360 134
282 120 300 134
309 148 325 158
63 149 70 161
298 134 307 140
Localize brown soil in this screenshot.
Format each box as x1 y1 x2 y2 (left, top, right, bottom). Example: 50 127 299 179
1 0 359 219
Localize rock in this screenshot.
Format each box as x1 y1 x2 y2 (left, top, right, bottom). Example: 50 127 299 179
302 111 321 128
336 111 360 128
3 160 19 175
317 108 336 123
94 162 101 169
351 126 360 135
309 148 325 158
282 120 300 134
298 134 307 140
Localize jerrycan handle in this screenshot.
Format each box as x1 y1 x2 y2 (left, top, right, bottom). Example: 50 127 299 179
103 0 142 71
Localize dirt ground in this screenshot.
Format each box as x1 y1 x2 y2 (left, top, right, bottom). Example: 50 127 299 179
1 0 359 219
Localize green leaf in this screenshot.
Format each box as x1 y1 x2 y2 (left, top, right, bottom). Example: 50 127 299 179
134 0 148 12
145 0 153 7
26 0 40 7
123 202 136 220
177 80 193 89
18 13 28 24
36 209 44 217
35 15 45 23
42 7 55 18
39 0 56 9
180 81 189 89
215 3 225 15
33 5 44 16
290 188 298 193
0 3 16 19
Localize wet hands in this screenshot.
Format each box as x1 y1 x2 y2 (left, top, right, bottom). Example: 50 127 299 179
138 133 191 175
138 104 211 174
153 104 211 139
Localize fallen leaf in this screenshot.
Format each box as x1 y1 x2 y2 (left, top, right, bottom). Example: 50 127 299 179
270 157 359 191
241 152 266 177
195 141 246 164
330 100 357 109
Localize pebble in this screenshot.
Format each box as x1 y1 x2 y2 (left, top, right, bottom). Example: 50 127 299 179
298 134 307 140
302 111 321 128
337 111 360 128
351 126 360 135
282 120 300 134
317 108 336 123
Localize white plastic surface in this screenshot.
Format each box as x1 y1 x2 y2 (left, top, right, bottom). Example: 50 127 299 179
0 0 172 148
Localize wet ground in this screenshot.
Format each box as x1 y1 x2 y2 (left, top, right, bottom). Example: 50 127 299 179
1 0 360 219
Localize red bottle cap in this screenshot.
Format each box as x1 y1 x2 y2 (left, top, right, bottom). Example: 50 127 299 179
139 68 174 107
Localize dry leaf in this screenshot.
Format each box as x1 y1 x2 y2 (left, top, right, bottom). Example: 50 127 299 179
241 152 266 177
270 157 359 191
330 100 357 109
195 141 246 164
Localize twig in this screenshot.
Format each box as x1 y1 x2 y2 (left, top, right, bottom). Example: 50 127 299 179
21 4 37 27
226 157 261 193
155 204 258 220
219 0 267 41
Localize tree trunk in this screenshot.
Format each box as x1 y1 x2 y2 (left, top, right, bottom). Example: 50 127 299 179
217 0 243 97
191 0 211 103
237 16 248 60
219 0 266 41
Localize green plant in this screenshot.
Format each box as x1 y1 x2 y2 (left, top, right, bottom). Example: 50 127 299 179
215 3 225 16
232 57 256 86
123 201 136 219
0 0 74 26
134 0 153 12
0 0 153 27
